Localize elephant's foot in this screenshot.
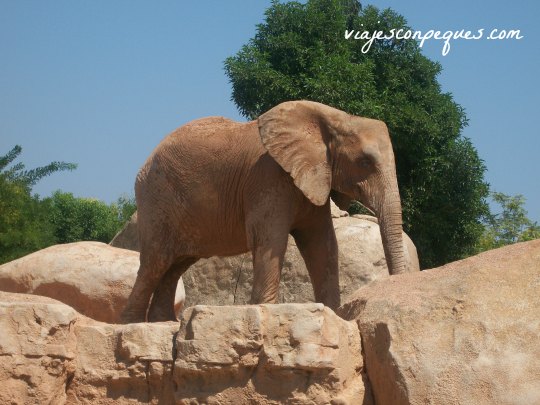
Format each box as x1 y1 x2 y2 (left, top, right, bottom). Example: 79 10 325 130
120 308 147 324
147 304 177 322
319 293 340 311
249 291 278 306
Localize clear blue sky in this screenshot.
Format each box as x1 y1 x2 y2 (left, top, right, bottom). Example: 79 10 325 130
1 1 538 221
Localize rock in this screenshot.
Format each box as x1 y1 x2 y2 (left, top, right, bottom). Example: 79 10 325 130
0 291 178 404
174 279 186 317
0 291 370 404
0 292 79 405
0 242 185 323
182 215 419 308
110 211 140 251
3 240 538 404
338 239 540 405
330 200 349 218
175 303 369 404
70 318 178 403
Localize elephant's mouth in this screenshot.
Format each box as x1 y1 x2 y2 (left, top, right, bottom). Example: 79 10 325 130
355 183 377 215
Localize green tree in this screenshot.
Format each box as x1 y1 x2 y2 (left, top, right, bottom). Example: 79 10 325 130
0 145 76 188
45 191 136 244
0 146 76 263
115 194 137 224
478 192 540 251
224 0 489 267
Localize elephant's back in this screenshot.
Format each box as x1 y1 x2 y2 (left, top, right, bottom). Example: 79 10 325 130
154 117 261 159
138 117 257 185
178 116 240 136
134 117 262 255
167 116 252 145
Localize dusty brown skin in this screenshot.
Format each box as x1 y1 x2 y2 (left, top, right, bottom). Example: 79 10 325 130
121 101 405 322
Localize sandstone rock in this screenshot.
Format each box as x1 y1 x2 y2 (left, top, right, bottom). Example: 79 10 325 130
338 239 540 405
69 319 178 403
110 211 140 251
182 215 419 308
175 303 368 404
4 240 538 404
0 242 185 323
330 200 349 218
0 291 369 404
0 292 79 405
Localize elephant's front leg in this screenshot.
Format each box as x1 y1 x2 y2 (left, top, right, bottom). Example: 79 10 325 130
292 207 340 309
248 225 289 305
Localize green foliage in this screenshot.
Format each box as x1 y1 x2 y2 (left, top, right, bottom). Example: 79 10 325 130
225 0 490 267
0 145 77 188
0 145 136 264
115 194 137 224
478 192 540 251
45 192 137 244
0 176 55 263
348 200 373 216
0 146 76 263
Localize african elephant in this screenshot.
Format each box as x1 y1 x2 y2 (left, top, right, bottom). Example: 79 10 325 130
121 100 405 323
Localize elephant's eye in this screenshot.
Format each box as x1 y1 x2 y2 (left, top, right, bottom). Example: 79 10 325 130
360 158 372 168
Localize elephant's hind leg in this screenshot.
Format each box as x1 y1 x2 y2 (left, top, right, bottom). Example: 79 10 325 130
148 257 198 322
121 248 177 323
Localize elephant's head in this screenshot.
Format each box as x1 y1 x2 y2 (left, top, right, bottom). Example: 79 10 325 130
258 100 406 275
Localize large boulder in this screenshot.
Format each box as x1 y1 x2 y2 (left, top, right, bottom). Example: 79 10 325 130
175 303 367 404
0 242 185 323
110 211 140 252
0 291 370 404
0 293 80 405
338 239 540 405
2 241 538 404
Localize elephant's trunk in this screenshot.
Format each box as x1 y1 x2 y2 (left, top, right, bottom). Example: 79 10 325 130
376 171 406 275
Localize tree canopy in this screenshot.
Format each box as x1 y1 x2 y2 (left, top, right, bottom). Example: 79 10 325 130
225 0 490 268
0 145 76 263
479 192 540 251
44 191 136 244
0 145 136 264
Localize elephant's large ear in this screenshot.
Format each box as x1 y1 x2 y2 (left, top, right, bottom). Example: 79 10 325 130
258 101 332 206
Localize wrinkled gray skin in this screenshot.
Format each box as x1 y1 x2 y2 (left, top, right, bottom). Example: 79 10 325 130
121 101 405 323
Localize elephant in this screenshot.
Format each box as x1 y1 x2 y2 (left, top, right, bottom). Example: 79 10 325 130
121 100 405 323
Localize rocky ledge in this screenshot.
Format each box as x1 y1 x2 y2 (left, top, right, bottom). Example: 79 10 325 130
1 239 539 404
0 296 366 404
